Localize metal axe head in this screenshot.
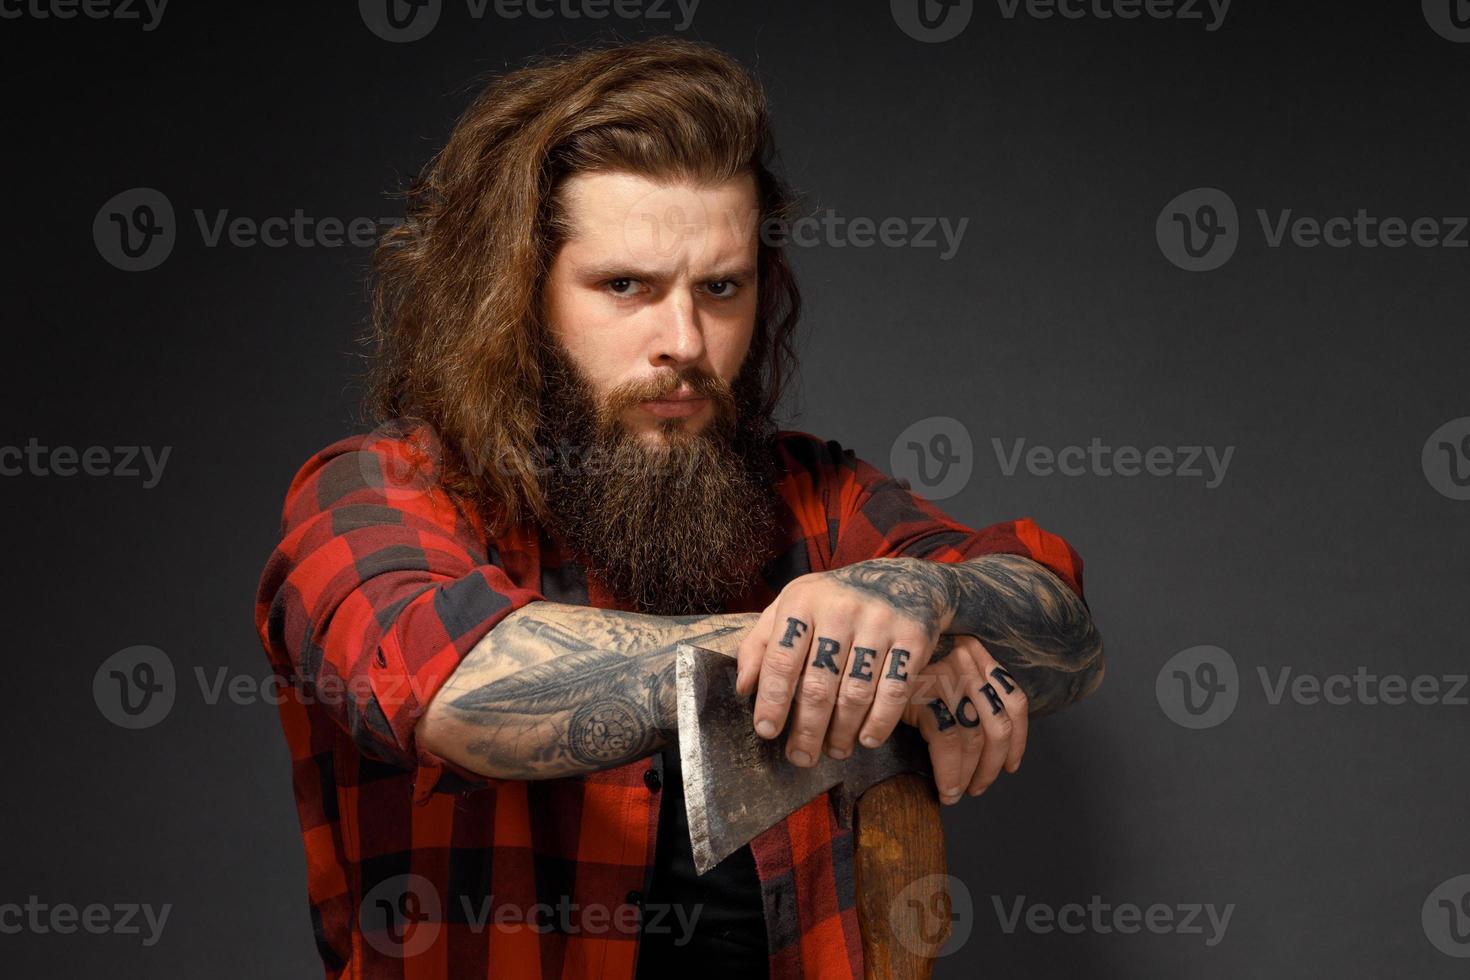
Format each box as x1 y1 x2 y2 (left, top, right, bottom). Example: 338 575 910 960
675 642 933 876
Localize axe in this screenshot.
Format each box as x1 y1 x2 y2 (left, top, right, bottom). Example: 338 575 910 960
675 642 952 979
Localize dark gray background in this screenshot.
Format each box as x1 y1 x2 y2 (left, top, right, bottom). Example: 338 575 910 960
3 1 1467 976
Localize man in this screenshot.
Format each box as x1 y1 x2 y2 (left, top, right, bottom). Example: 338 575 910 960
255 37 1104 980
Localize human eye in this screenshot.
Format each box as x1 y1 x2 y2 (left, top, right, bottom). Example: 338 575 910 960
602 276 646 298
702 278 743 299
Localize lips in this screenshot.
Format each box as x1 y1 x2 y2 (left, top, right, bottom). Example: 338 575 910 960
640 388 708 418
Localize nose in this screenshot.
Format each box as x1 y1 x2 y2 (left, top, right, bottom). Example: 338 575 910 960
648 288 705 369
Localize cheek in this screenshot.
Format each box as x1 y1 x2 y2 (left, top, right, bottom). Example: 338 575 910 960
714 305 759 374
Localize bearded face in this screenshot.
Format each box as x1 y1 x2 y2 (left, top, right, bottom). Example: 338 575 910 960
533 169 782 615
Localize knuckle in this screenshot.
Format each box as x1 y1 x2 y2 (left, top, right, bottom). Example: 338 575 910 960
757 682 790 705
762 652 799 677
837 683 873 708
796 676 832 705
875 681 910 707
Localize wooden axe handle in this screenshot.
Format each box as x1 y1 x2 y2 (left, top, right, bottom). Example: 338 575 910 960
853 773 948 979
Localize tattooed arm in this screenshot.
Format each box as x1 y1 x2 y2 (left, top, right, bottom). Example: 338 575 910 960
837 552 1104 718
734 552 1103 800
416 603 757 780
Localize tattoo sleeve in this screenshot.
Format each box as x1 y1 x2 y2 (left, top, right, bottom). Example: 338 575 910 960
832 553 1105 717
417 603 757 780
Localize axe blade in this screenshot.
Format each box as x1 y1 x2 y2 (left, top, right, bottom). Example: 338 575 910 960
676 642 932 876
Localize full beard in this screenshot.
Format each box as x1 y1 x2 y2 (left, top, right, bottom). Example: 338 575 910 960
535 341 782 616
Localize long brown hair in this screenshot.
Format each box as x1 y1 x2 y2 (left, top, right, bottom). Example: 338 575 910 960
365 37 803 535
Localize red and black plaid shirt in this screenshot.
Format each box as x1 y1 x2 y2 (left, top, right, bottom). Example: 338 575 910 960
255 426 1086 979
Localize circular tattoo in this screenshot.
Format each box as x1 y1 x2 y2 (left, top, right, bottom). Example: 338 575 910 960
568 695 654 765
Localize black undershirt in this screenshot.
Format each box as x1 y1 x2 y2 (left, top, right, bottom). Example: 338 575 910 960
634 744 769 979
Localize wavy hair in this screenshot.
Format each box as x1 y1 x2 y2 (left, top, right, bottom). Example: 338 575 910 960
365 37 803 535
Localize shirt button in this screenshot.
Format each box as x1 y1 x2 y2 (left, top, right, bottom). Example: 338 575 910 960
643 768 661 792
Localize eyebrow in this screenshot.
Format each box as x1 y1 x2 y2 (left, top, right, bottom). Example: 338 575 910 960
574 263 758 283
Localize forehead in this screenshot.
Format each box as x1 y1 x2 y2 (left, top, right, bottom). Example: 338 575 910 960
555 170 759 269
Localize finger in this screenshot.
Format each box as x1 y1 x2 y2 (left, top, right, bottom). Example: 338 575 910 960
751 604 815 740
912 679 968 806
974 643 1029 773
822 636 884 760
735 600 778 695
943 642 988 793
967 673 1016 797
855 632 930 750
782 623 851 767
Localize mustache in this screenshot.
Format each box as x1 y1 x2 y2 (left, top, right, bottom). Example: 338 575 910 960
598 369 738 426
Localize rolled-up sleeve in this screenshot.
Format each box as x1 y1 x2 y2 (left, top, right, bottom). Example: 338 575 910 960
254 428 544 800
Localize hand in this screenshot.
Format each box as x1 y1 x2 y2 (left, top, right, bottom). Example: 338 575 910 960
901 634 1029 804
734 557 960 767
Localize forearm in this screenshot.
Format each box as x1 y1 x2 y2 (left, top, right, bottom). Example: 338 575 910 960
417 601 757 779
832 553 1104 717
939 553 1104 716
